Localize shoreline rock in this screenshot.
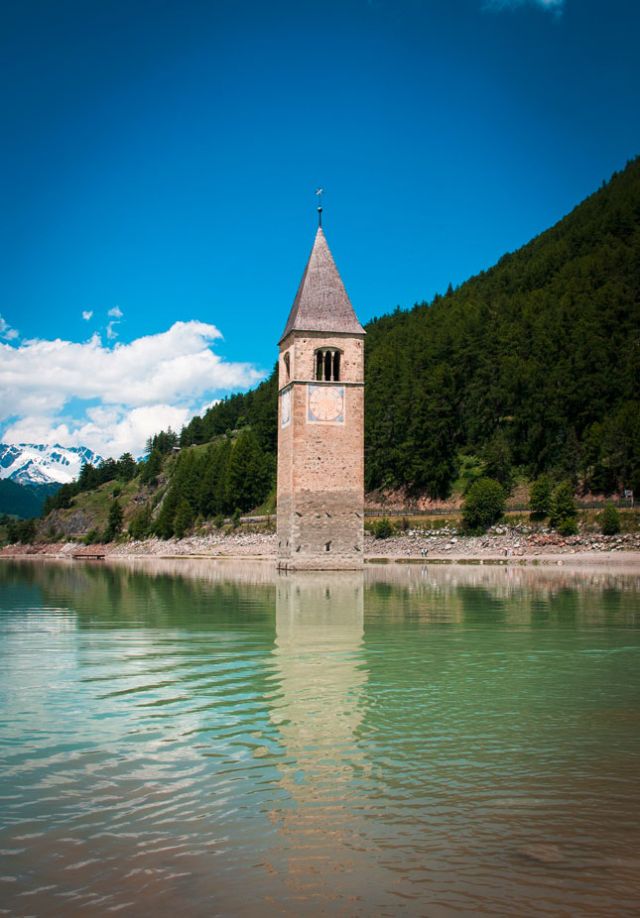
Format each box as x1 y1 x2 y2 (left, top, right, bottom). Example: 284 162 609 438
2 527 640 568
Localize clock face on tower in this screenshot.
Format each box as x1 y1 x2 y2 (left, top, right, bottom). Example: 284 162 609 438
308 385 345 424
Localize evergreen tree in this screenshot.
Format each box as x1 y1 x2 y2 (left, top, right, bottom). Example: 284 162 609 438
556 428 580 485
529 475 552 517
403 364 458 498
104 499 123 542
78 462 97 490
155 488 179 539
197 440 231 517
173 499 194 538
483 429 513 492
139 448 163 485
117 453 137 481
170 449 201 513
128 504 153 540
213 439 233 514
225 430 271 512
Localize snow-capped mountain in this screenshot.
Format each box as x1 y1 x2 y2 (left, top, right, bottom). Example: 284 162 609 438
0 443 105 486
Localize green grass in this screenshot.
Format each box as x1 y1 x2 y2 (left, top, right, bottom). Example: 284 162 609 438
49 478 142 537
253 488 277 516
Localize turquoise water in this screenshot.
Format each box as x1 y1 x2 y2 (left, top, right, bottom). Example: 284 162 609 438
1 559 639 916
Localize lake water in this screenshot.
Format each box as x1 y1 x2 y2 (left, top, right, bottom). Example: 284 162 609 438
1 559 639 916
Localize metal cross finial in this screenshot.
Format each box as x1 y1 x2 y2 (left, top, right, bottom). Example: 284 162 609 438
315 187 324 227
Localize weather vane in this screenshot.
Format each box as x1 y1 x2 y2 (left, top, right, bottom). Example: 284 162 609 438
315 187 324 227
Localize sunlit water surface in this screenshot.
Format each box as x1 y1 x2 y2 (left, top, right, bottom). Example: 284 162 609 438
1 559 639 916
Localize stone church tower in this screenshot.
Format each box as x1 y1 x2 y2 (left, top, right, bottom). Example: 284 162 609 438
277 225 365 570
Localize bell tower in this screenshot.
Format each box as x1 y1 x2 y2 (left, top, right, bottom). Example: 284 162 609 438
277 224 365 570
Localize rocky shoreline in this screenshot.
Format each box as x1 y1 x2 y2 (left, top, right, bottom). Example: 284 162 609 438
2 525 640 567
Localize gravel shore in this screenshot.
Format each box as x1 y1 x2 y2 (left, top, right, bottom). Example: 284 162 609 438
2 525 640 567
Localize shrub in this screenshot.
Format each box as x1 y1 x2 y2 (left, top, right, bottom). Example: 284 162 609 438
372 517 394 539
529 475 552 518
549 481 576 529
600 502 621 536
7 518 37 544
231 508 242 529
428 517 453 531
557 517 579 536
84 528 100 545
213 514 225 529
462 478 505 532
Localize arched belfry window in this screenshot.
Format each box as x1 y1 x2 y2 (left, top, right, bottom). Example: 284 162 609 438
283 351 290 380
315 348 341 382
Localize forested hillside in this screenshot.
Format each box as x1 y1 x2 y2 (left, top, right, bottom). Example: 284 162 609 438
180 370 278 455
366 158 640 496
0 480 57 518
36 158 640 541
183 157 640 499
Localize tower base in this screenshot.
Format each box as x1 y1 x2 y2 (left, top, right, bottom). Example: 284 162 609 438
277 557 364 572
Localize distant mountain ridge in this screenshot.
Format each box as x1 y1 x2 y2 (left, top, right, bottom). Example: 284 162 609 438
0 443 104 487
0 479 59 519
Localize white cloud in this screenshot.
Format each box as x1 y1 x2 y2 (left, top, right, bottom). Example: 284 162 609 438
0 320 264 458
3 405 192 460
106 306 123 339
484 0 564 12
0 315 19 341
82 310 93 321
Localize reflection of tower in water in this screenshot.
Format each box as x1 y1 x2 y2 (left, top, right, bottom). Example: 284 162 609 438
267 572 370 907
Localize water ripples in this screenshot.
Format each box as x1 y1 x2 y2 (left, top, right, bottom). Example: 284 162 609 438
0 562 639 914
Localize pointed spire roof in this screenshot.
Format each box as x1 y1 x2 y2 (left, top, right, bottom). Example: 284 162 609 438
280 227 365 343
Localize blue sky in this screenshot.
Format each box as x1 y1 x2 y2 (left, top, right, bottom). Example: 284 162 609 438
1 0 639 457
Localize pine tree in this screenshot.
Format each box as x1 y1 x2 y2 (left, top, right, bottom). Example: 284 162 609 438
104 499 123 542
128 504 153 540
529 475 552 517
155 488 179 539
139 448 163 485
117 453 137 481
483 429 513 492
403 364 458 499
173 499 194 539
225 430 271 512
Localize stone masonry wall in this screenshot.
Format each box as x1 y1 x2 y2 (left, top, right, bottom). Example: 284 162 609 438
279 332 364 388
277 330 365 570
